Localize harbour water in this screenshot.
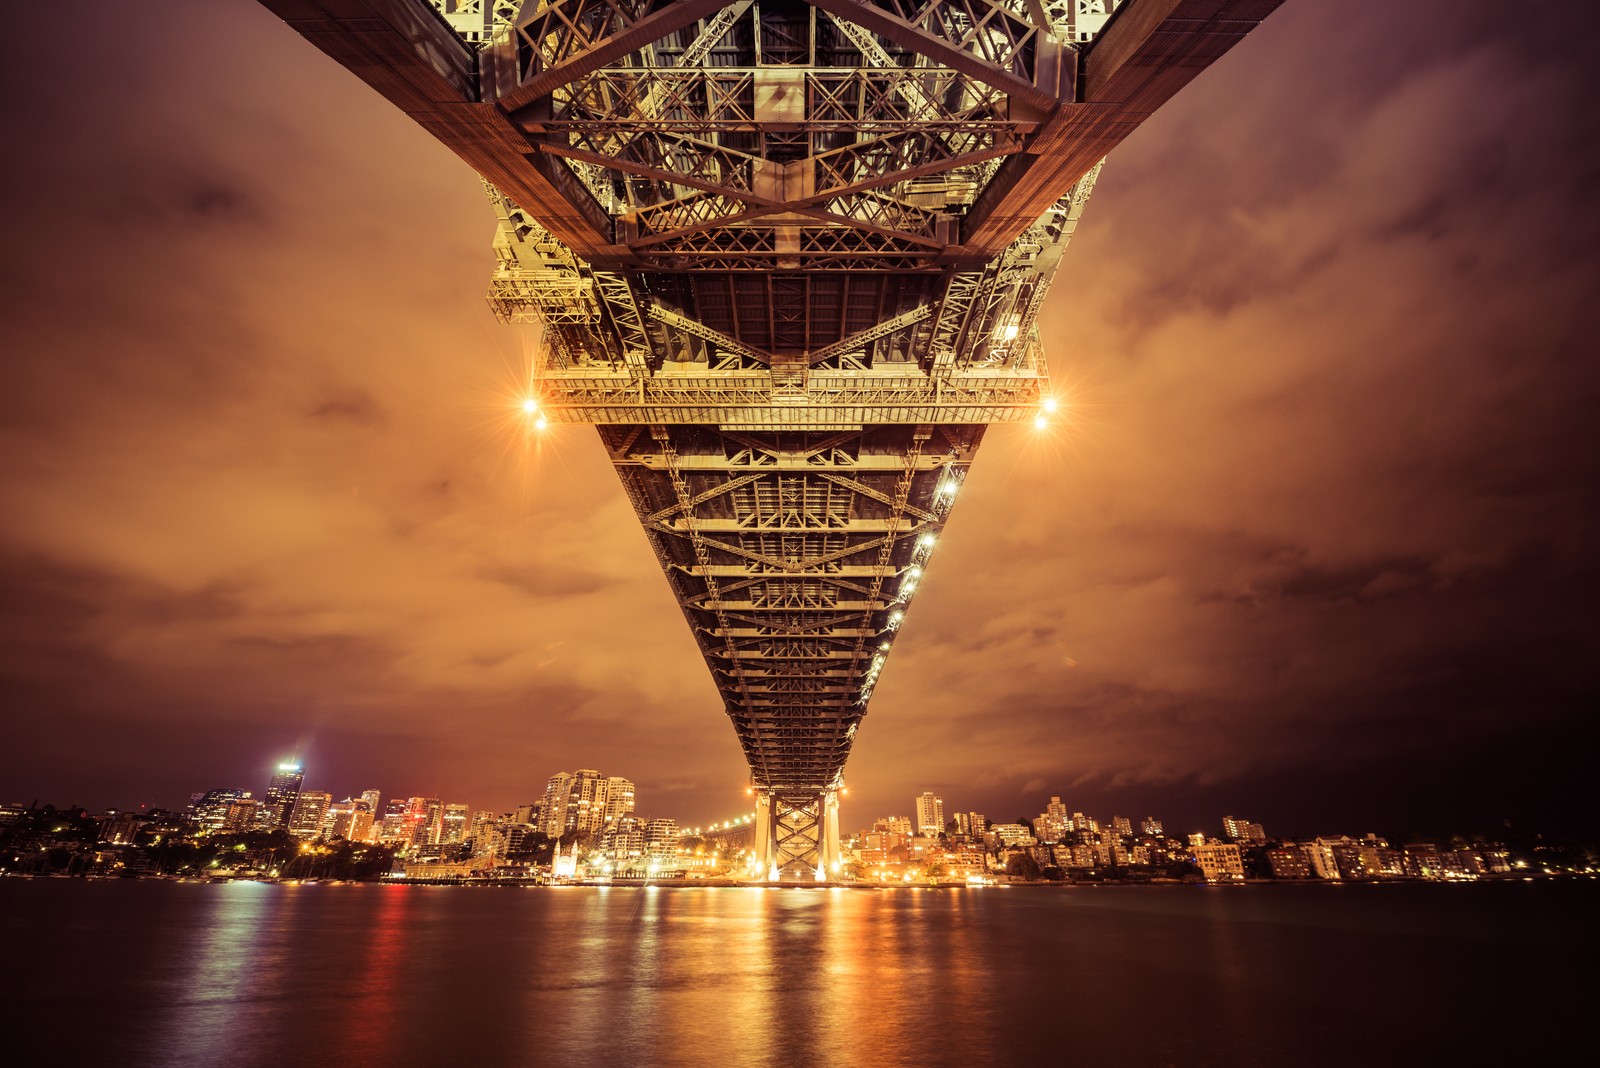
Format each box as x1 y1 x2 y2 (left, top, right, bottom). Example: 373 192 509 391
2 879 1591 1066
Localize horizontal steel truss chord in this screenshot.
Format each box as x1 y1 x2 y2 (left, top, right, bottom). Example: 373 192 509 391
546 68 1017 132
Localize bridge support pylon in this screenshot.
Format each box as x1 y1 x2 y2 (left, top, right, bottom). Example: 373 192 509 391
752 787 842 883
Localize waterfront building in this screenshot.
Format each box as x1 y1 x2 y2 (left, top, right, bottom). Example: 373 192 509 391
1267 845 1312 879
1307 838 1347 880
644 818 678 859
1193 842 1246 882
915 792 945 837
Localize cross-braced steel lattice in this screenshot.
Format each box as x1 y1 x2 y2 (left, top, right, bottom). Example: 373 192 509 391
260 0 1283 879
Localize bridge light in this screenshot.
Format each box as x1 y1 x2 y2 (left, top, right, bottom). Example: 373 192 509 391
1034 414 1048 430
918 533 936 549
940 481 958 497
534 415 548 430
522 397 539 414
1041 395 1059 414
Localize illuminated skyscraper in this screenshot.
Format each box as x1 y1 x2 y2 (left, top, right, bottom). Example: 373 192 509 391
915 793 945 837
189 788 252 834
288 791 332 839
378 800 408 843
601 777 635 825
442 803 470 843
405 797 443 846
540 772 576 838
1142 816 1165 837
542 770 636 836
261 762 304 830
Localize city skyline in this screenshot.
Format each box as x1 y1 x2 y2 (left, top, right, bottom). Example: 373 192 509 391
2 1 1598 836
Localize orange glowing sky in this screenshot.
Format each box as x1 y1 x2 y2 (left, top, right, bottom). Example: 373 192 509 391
2 1 1597 835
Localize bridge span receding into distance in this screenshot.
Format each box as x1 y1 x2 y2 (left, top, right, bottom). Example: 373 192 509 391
256 0 1283 880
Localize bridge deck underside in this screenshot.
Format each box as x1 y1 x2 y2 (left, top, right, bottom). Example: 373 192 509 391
603 423 984 791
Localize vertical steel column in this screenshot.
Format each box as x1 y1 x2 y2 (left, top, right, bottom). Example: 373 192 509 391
753 790 776 880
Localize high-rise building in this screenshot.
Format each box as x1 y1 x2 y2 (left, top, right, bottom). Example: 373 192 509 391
953 812 986 838
1070 812 1098 834
601 777 635 825
261 762 305 830
541 772 576 837
470 810 498 845
1142 816 1164 837
442 804 470 843
287 791 332 839
1222 816 1267 844
914 793 945 837
378 800 408 843
405 797 443 846
320 798 375 842
189 789 252 834
1109 816 1133 838
223 797 260 833
644 818 679 859
1038 796 1068 841
360 789 381 815
570 771 605 834
541 770 634 837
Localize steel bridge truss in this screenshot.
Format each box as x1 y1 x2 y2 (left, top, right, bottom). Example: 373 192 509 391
261 0 1284 878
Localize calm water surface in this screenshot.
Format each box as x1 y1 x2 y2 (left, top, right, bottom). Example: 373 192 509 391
2 879 1592 1066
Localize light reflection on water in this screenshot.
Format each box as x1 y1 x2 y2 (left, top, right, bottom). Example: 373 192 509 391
2 881 1592 1066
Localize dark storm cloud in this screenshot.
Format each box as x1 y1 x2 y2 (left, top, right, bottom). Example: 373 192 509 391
1 0 1595 833
848 0 1600 830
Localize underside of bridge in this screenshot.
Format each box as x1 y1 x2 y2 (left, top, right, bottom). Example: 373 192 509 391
260 0 1281 879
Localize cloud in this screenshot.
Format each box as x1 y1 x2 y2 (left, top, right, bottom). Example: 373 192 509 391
0 1 1595 834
